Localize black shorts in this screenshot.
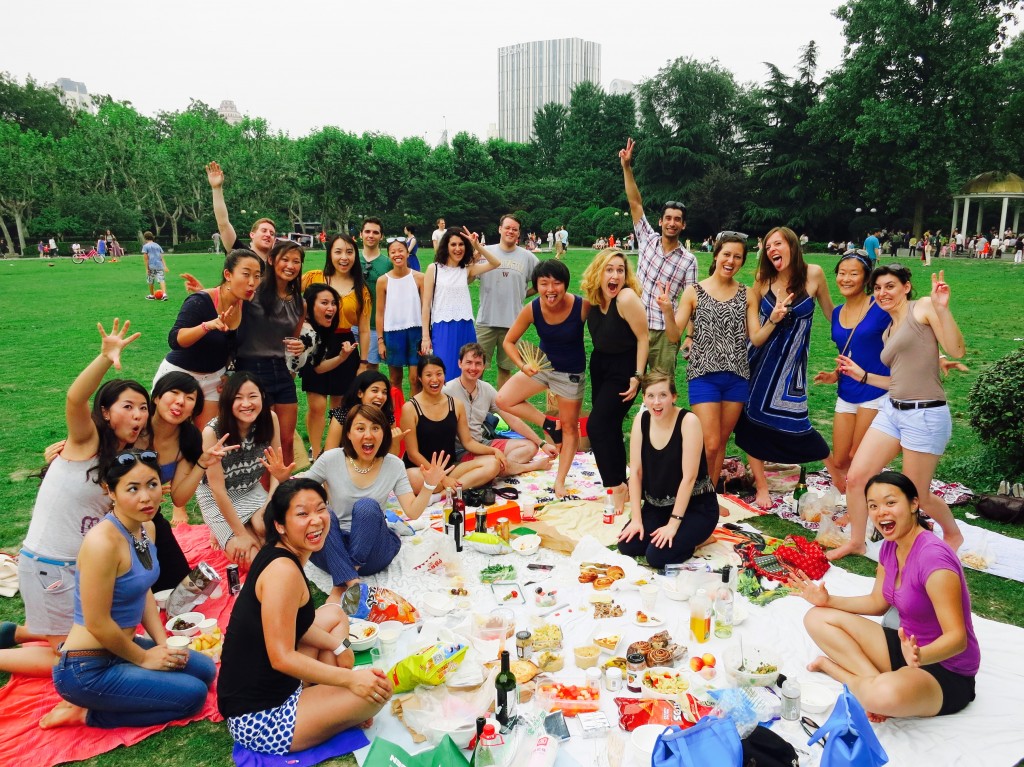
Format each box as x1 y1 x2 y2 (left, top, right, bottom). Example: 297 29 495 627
235 356 298 406
884 627 976 716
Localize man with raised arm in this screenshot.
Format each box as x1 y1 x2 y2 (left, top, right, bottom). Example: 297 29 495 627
475 214 539 389
443 342 558 476
620 138 698 374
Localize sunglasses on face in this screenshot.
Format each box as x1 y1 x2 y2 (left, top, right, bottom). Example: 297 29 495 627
115 450 159 466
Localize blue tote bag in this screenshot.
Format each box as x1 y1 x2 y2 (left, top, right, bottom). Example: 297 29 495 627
806 685 888 767
651 716 743 767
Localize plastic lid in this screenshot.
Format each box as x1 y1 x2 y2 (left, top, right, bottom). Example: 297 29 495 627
482 723 496 737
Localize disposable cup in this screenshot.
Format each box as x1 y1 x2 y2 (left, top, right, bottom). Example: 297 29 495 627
166 636 191 649
378 620 403 645
640 583 659 611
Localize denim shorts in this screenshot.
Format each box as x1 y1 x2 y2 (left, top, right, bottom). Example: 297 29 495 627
227 685 301 754
869 400 952 455
351 327 381 364
384 327 423 367
235 356 298 405
688 371 749 405
835 392 886 414
18 549 76 636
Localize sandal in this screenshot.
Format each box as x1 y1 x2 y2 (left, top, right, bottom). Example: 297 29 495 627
543 417 563 445
494 487 520 500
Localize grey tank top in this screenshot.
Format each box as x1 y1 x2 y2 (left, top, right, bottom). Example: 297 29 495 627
23 455 109 561
687 284 749 381
880 301 945 402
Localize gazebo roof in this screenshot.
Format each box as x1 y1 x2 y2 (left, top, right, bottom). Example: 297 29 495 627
960 172 1024 196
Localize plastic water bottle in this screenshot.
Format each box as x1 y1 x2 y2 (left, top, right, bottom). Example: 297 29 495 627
781 680 801 721
714 569 734 639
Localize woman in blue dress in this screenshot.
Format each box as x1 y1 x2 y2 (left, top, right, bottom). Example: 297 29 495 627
734 227 844 508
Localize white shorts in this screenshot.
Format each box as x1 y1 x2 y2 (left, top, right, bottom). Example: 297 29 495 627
835 393 887 415
153 358 226 402
869 399 952 456
18 550 76 636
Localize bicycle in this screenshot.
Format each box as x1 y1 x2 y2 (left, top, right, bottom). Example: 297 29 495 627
72 248 106 264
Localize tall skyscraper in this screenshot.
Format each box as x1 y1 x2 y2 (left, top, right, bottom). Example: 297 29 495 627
497 38 601 144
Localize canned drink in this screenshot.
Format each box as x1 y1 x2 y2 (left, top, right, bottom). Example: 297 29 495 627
475 509 488 533
226 564 241 595
496 517 510 542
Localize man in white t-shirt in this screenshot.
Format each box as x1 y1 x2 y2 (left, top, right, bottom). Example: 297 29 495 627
431 218 446 252
443 342 557 475
546 230 554 251
476 214 539 389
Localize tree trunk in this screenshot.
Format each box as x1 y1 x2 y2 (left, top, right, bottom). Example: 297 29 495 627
14 210 28 255
0 215 14 255
170 216 179 246
912 190 925 239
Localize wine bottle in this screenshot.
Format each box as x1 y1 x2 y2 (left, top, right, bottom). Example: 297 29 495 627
792 466 808 514
451 485 465 552
495 649 518 727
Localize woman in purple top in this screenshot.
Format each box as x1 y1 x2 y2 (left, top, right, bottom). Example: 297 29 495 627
790 471 979 720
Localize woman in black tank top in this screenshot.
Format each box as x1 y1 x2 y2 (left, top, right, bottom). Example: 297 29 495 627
400 356 509 494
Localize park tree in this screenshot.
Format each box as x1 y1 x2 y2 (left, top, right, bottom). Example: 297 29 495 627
0 72 74 138
531 102 567 168
300 126 366 232
986 32 1024 174
0 122 56 252
811 0 1014 236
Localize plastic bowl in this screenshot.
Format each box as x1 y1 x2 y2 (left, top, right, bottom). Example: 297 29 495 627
801 681 837 714
661 581 689 602
429 720 477 749
422 592 456 617
348 620 379 651
165 611 205 637
510 534 541 555
630 724 668 763
724 645 781 687
640 667 692 699
154 589 173 611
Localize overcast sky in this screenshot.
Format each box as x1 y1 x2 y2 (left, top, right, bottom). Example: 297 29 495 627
8 0 848 141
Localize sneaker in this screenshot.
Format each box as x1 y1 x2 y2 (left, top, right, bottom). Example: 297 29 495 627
999 480 1011 495
146 294 156 300
160 295 169 301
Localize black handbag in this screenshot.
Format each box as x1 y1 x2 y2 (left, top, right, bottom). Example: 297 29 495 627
975 494 1024 524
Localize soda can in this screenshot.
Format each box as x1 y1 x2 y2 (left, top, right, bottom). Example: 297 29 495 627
496 517 510 542
226 563 241 595
475 509 488 533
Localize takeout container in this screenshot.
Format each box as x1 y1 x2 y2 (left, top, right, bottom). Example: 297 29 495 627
640 667 692 700
422 592 456 617
165 611 205 637
510 534 541 555
535 681 601 716
154 589 173 611
348 620 379 651
630 724 668 763
724 645 781 687
801 681 837 714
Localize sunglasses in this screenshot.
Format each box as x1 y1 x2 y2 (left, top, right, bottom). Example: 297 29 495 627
883 263 911 275
115 450 159 466
800 715 825 744
717 230 749 241
663 200 687 212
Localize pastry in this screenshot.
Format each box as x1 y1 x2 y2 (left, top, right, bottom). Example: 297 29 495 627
593 576 614 590
594 633 621 651
636 610 650 623
594 601 624 619
578 570 599 584
606 566 625 580
648 631 671 649
646 647 673 666
628 641 652 656
511 659 540 684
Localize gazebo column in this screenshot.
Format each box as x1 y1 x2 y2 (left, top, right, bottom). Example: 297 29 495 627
976 202 984 235
961 198 971 235
951 199 959 237
1014 205 1020 234
999 196 1010 238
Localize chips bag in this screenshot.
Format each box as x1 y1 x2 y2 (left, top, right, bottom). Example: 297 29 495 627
614 696 714 732
342 583 420 624
462 532 512 555
388 641 468 693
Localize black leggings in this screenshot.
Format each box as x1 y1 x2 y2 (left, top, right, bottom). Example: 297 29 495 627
588 350 637 487
617 494 719 569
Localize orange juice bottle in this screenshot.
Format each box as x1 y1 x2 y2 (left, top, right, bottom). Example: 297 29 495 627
689 588 711 644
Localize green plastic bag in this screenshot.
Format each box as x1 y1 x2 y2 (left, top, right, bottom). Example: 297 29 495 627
364 735 470 767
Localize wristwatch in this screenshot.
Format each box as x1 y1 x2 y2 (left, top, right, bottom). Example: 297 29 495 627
333 637 351 655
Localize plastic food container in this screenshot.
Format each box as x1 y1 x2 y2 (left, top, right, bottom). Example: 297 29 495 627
535 681 601 716
574 644 601 669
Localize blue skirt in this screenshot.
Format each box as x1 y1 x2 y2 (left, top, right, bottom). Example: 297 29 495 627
432 319 476 376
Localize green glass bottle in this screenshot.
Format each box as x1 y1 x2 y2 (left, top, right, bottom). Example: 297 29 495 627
495 649 518 727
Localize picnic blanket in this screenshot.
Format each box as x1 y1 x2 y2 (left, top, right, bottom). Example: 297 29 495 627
0 524 232 767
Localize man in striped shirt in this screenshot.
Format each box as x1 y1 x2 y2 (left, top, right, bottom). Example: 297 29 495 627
620 138 698 374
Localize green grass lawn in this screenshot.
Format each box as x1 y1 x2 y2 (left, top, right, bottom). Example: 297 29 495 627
1 247 1023 765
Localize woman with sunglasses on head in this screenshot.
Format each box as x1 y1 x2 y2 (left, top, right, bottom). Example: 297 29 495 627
303 404 449 603
420 227 501 375
324 370 404 457
811 252 892 476
39 450 216 730
219 479 391 755
195 372 293 567
790 471 978 721
659 232 779 495
732 227 845 509
300 234 372 456
292 284 360 459
1 320 148 678
825 266 965 560
235 240 306 467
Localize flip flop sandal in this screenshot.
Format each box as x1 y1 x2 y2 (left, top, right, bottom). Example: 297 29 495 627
543 417 563 445
494 487 520 500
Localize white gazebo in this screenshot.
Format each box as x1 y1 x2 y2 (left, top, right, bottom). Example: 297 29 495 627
951 171 1024 237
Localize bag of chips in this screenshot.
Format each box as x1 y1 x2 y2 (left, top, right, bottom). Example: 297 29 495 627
614 696 714 732
387 640 468 693
342 583 420 624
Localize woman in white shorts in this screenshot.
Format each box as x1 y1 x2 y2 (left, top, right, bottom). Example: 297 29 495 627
828 265 966 560
497 260 590 498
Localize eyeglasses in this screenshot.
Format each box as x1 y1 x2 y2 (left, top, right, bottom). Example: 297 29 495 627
717 230 748 241
115 450 159 466
800 716 825 743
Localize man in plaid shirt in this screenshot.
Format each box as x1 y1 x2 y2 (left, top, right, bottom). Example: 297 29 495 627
620 138 698 374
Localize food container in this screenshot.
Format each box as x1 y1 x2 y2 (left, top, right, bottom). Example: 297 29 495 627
154 589 173 611
510 534 541 555
574 644 601 669
422 592 456 617
165 611 205 637
197 618 218 635
536 651 564 672
630 724 667 763
515 630 533 659
724 645 781 687
535 681 601 716
640 667 692 699
591 627 623 655
531 623 563 651
801 681 837 714
348 620 379 651
378 620 403 646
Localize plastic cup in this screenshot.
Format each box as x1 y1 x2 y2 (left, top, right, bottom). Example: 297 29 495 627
369 646 385 670
378 620 403 646
640 583 659 611
166 636 190 649
197 618 218 635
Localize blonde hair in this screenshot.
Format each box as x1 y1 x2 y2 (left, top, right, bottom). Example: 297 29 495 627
580 248 641 306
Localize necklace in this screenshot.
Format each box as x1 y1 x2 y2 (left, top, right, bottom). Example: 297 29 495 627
349 456 376 475
114 513 154 570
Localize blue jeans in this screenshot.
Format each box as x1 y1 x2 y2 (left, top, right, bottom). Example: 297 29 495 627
52 638 216 728
309 498 401 585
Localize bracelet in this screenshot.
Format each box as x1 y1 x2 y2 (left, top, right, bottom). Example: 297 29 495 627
767 318 778 325
359 359 368 364
201 321 210 333
670 514 685 522
422 481 438 492
197 460 210 470
860 370 868 384
632 371 642 379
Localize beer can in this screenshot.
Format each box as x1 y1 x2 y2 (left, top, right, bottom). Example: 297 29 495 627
496 517 510 542
475 509 488 533
226 563 242 595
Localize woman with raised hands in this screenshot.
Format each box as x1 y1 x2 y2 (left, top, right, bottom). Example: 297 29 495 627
219 479 390 754
420 226 501 374
1 320 149 677
39 450 216 729
791 471 978 721
826 267 965 560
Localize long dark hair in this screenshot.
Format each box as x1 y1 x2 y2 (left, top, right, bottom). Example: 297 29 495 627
263 478 328 547
342 370 395 426
151 372 204 464
709 234 748 276
88 379 152 483
221 248 262 284
757 226 807 298
304 283 341 335
216 372 274 445
864 470 928 529
435 228 472 268
322 233 367 319
256 240 304 313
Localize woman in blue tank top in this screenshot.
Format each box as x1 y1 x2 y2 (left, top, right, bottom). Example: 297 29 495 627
41 450 215 729
497 260 590 498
